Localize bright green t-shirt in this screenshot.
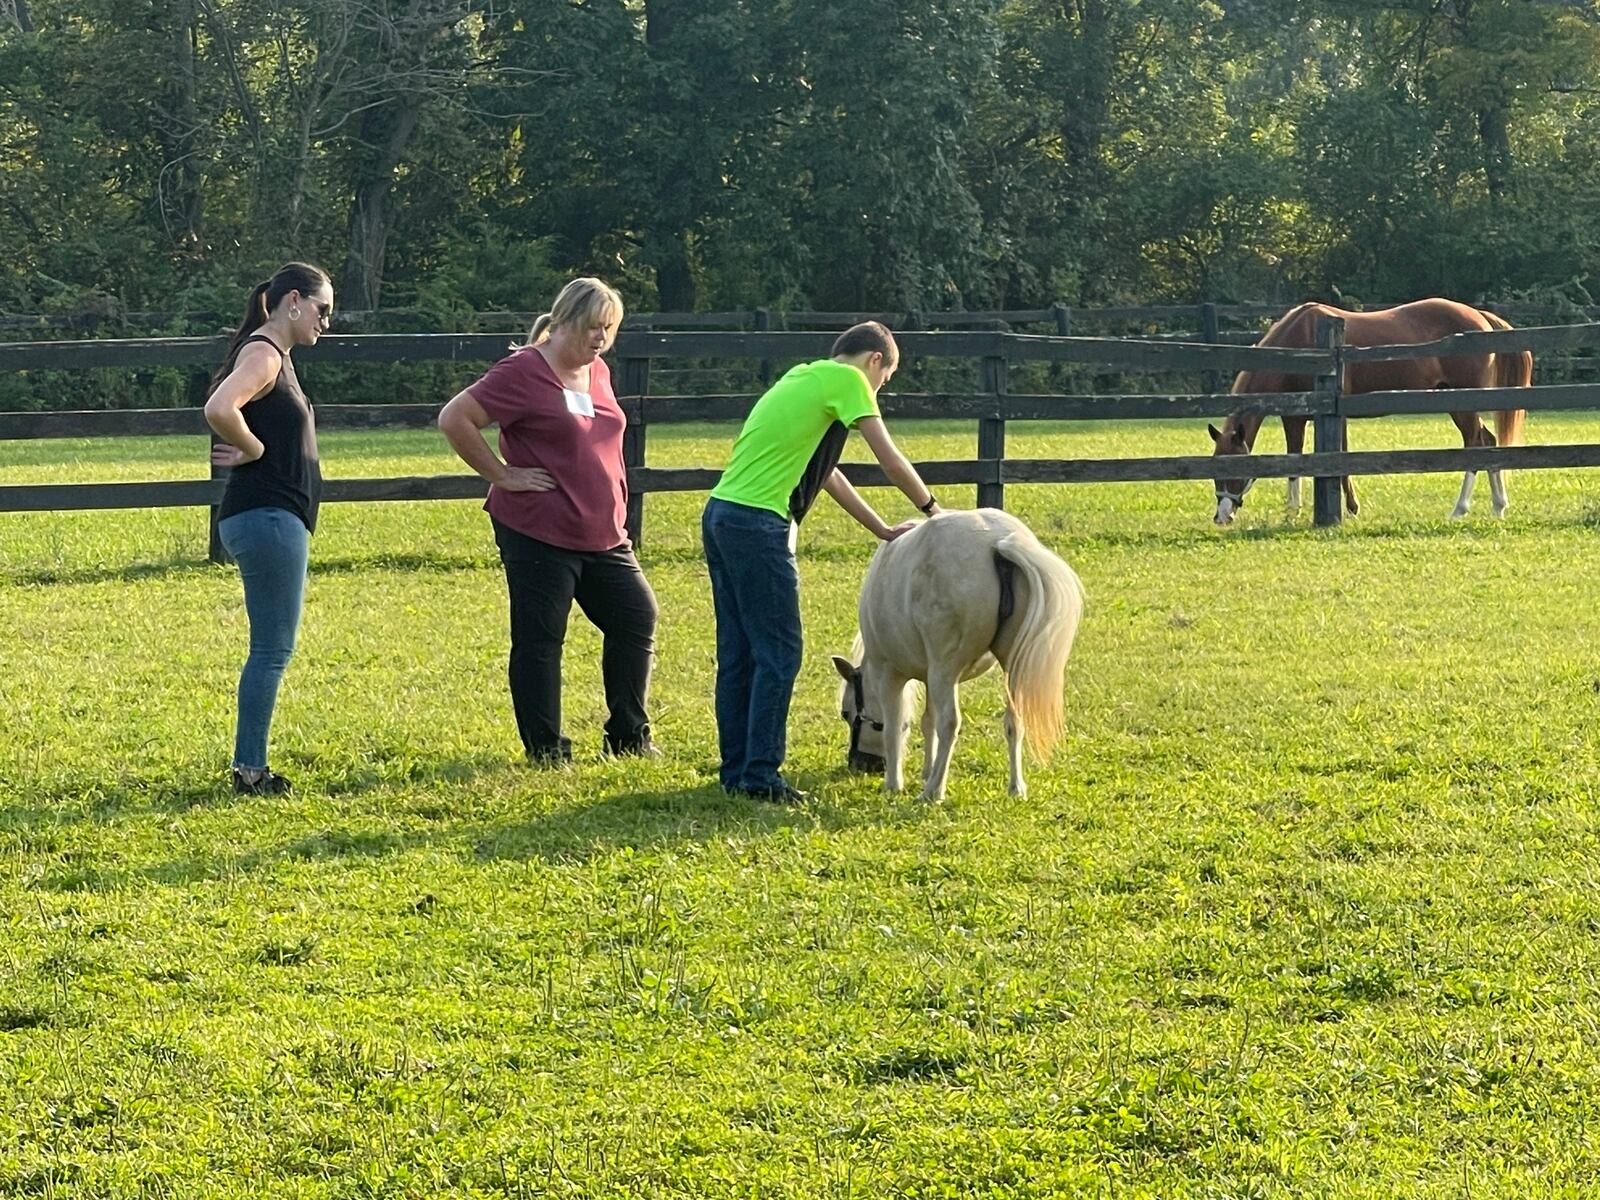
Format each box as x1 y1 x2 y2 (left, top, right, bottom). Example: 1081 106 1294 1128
710 359 881 518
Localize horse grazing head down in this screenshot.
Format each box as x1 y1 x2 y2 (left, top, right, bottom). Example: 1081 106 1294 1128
1208 421 1253 525
831 654 910 775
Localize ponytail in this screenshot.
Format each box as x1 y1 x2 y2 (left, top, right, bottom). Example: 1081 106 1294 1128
214 282 272 387
524 312 554 347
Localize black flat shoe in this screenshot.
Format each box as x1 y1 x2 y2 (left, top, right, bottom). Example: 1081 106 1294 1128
233 767 292 796
603 726 660 758
526 738 574 767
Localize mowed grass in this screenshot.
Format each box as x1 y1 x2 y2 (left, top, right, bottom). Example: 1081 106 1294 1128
6 415 1600 1196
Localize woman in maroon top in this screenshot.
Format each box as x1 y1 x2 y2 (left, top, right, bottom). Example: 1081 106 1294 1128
439 277 658 763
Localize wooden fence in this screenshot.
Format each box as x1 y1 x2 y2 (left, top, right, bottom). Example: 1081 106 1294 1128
5 320 1600 563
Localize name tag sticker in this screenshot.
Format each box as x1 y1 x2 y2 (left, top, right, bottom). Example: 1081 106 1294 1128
563 388 595 417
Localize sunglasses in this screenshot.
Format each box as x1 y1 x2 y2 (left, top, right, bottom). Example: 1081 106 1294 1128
297 295 334 321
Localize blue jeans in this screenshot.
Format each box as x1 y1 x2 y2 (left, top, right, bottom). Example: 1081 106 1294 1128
218 507 309 771
701 498 803 792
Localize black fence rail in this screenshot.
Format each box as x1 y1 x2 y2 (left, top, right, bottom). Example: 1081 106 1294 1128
5 320 1600 563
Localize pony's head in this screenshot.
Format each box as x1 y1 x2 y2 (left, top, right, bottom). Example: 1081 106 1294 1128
1208 420 1254 525
831 653 912 774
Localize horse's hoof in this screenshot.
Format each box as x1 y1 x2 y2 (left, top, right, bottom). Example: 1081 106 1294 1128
1450 506 1469 519
1492 506 1509 519
1347 501 1360 516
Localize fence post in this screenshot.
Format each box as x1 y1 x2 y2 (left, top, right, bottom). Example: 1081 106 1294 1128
195 368 232 564
1312 316 1346 528
754 307 772 388
1200 302 1221 396
977 348 1007 511
1049 303 1073 399
621 331 651 548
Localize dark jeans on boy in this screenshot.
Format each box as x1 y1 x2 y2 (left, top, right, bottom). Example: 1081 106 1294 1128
494 519 657 760
700 498 803 793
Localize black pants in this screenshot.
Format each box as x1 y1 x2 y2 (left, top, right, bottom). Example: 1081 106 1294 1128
494 519 658 758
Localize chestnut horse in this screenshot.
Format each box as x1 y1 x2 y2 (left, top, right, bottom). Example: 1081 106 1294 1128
1208 298 1531 524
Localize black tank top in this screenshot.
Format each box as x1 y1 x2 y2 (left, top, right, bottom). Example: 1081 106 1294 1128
216 333 323 532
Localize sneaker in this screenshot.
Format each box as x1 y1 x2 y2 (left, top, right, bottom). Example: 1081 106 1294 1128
730 781 811 804
233 767 292 796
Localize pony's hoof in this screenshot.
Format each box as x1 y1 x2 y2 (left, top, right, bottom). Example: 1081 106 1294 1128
1492 505 1509 519
1450 506 1469 520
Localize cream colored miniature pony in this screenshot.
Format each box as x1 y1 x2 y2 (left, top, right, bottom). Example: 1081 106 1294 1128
833 509 1085 801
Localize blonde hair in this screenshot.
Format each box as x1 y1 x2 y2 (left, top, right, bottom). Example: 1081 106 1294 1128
525 277 624 349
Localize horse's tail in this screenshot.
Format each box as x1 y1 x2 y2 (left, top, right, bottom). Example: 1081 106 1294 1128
1481 309 1530 446
994 530 1085 760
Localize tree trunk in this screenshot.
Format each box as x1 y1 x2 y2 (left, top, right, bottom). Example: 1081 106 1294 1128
643 0 697 311
5 0 34 33
1060 0 1112 198
156 0 205 251
1478 104 1513 197
652 232 696 311
342 100 421 311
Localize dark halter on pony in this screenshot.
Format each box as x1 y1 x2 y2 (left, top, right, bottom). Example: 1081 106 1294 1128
845 671 886 774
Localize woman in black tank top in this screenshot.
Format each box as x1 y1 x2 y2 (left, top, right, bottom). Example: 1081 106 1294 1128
204 262 333 796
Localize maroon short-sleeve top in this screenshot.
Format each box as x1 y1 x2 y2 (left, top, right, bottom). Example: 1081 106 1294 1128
466 347 629 551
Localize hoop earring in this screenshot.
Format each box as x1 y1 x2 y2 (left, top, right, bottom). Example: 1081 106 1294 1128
288 305 302 321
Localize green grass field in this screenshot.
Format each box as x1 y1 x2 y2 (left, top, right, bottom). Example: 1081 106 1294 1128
6 416 1600 1197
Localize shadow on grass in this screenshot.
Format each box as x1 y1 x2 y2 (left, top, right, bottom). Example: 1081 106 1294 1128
467 783 819 864
3 556 216 588
2 550 498 589
1067 510 1566 553
0 751 512 823
10 767 910 893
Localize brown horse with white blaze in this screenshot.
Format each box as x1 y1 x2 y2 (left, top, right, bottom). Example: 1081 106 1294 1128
1209 298 1531 525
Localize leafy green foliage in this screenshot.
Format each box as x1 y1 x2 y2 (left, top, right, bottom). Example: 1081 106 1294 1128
3 0 1600 373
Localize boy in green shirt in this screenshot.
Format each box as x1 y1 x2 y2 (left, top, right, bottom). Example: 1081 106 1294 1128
701 321 945 801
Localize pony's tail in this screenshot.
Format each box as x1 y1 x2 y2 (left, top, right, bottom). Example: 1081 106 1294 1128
1481 310 1530 446
994 530 1085 760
